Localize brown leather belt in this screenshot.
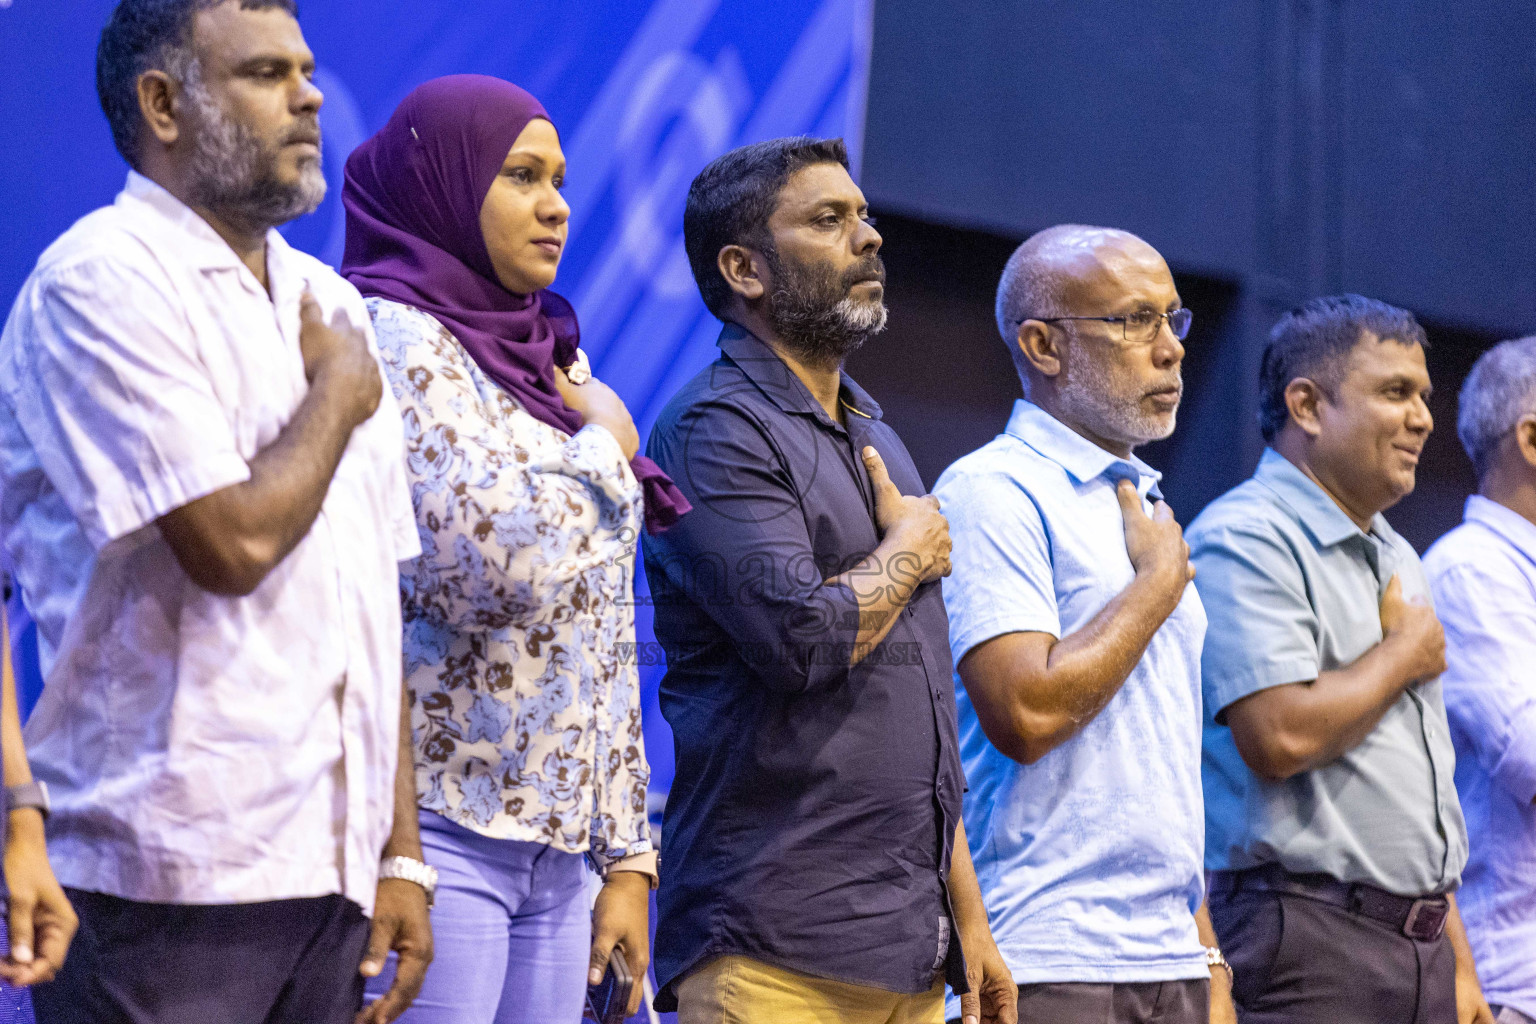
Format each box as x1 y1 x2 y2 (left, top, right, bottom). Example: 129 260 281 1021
1208 863 1450 942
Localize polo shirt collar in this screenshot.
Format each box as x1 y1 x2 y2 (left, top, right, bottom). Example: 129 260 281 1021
1465 494 1536 555
716 323 884 426
117 170 288 280
1253 447 1396 548
1004 399 1163 499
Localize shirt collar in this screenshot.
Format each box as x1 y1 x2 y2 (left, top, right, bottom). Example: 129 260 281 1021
117 170 288 278
1003 399 1163 498
1252 447 1397 548
1465 494 1536 552
716 323 884 425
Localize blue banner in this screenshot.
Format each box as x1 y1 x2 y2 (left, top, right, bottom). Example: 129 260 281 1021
0 0 874 796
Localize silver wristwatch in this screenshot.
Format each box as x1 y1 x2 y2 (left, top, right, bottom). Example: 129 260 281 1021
6 780 49 820
1205 944 1233 984
380 855 438 908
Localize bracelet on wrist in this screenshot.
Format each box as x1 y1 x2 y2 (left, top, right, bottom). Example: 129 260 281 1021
1205 945 1233 985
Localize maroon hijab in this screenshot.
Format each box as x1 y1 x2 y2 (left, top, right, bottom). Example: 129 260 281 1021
341 74 688 533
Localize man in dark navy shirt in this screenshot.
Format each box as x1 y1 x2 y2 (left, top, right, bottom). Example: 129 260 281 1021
643 137 1015 1024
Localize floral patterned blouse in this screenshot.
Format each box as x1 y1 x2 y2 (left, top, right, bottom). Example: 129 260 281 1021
369 298 652 864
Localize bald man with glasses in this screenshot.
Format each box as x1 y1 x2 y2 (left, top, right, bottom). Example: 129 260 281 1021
935 225 1235 1024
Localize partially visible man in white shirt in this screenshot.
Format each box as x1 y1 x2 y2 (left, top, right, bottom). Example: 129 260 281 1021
0 2 431 1022
1426 336 1536 1024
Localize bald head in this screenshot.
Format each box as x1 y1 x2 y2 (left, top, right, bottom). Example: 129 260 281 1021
996 225 1163 340
994 224 1185 454
995 225 1173 387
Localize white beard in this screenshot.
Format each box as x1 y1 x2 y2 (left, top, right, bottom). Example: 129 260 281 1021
1057 354 1179 448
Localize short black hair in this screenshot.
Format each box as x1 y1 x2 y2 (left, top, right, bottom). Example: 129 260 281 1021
97 0 299 169
1258 294 1428 442
683 136 849 319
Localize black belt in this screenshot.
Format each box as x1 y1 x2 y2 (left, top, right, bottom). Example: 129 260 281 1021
1209 864 1450 942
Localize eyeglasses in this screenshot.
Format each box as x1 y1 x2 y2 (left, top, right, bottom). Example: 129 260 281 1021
1032 307 1193 345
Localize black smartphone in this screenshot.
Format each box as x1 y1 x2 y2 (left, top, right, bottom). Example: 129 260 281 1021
585 947 634 1024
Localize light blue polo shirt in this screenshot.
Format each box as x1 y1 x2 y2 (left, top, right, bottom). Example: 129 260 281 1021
935 400 1208 997
1427 497 1536 1020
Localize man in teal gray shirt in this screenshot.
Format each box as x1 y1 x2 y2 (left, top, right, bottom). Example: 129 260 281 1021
1189 295 1486 1024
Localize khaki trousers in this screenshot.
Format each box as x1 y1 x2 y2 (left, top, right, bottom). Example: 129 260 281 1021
676 954 945 1024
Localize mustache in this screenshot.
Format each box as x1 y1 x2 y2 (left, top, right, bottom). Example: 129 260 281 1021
841 255 886 290
283 120 322 147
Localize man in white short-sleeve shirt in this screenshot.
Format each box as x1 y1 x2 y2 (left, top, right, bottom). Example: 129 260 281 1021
0 2 432 1021
1426 336 1536 1024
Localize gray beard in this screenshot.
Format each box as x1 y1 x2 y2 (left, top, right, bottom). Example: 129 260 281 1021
1057 354 1179 449
768 293 888 366
764 249 888 367
182 64 326 230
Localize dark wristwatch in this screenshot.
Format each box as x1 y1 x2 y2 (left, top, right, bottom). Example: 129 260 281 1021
7 780 50 820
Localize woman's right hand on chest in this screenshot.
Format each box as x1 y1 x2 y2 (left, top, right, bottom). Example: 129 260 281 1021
555 370 639 460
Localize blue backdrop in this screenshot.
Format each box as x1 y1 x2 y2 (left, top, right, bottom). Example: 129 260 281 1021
0 0 874 798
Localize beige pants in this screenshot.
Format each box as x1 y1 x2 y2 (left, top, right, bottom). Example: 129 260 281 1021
676 954 945 1024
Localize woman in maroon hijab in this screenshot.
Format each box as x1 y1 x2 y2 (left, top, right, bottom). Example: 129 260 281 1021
343 75 679 1022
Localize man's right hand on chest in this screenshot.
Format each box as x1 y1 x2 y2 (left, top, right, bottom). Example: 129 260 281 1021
157 293 390 597
1379 574 1447 684
864 446 951 584
300 291 382 428
1118 479 1193 613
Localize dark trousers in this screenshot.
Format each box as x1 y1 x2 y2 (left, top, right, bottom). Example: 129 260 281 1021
948 980 1209 1024
1210 888 1457 1024
33 888 371 1024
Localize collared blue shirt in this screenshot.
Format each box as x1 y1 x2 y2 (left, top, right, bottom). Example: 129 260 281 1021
1426 496 1536 1020
1189 448 1467 895
934 399 1208 998
643 326 967 1010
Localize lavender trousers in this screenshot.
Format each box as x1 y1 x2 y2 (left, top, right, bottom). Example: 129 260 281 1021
366 810 591 1024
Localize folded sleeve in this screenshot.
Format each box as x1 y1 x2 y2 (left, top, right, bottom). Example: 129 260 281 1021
644 400 865 695
358 314 422 563
386 409 422 563
1429 559 1536 805
1189 523 1321 718
6 257 250 548
936 467 1060 666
